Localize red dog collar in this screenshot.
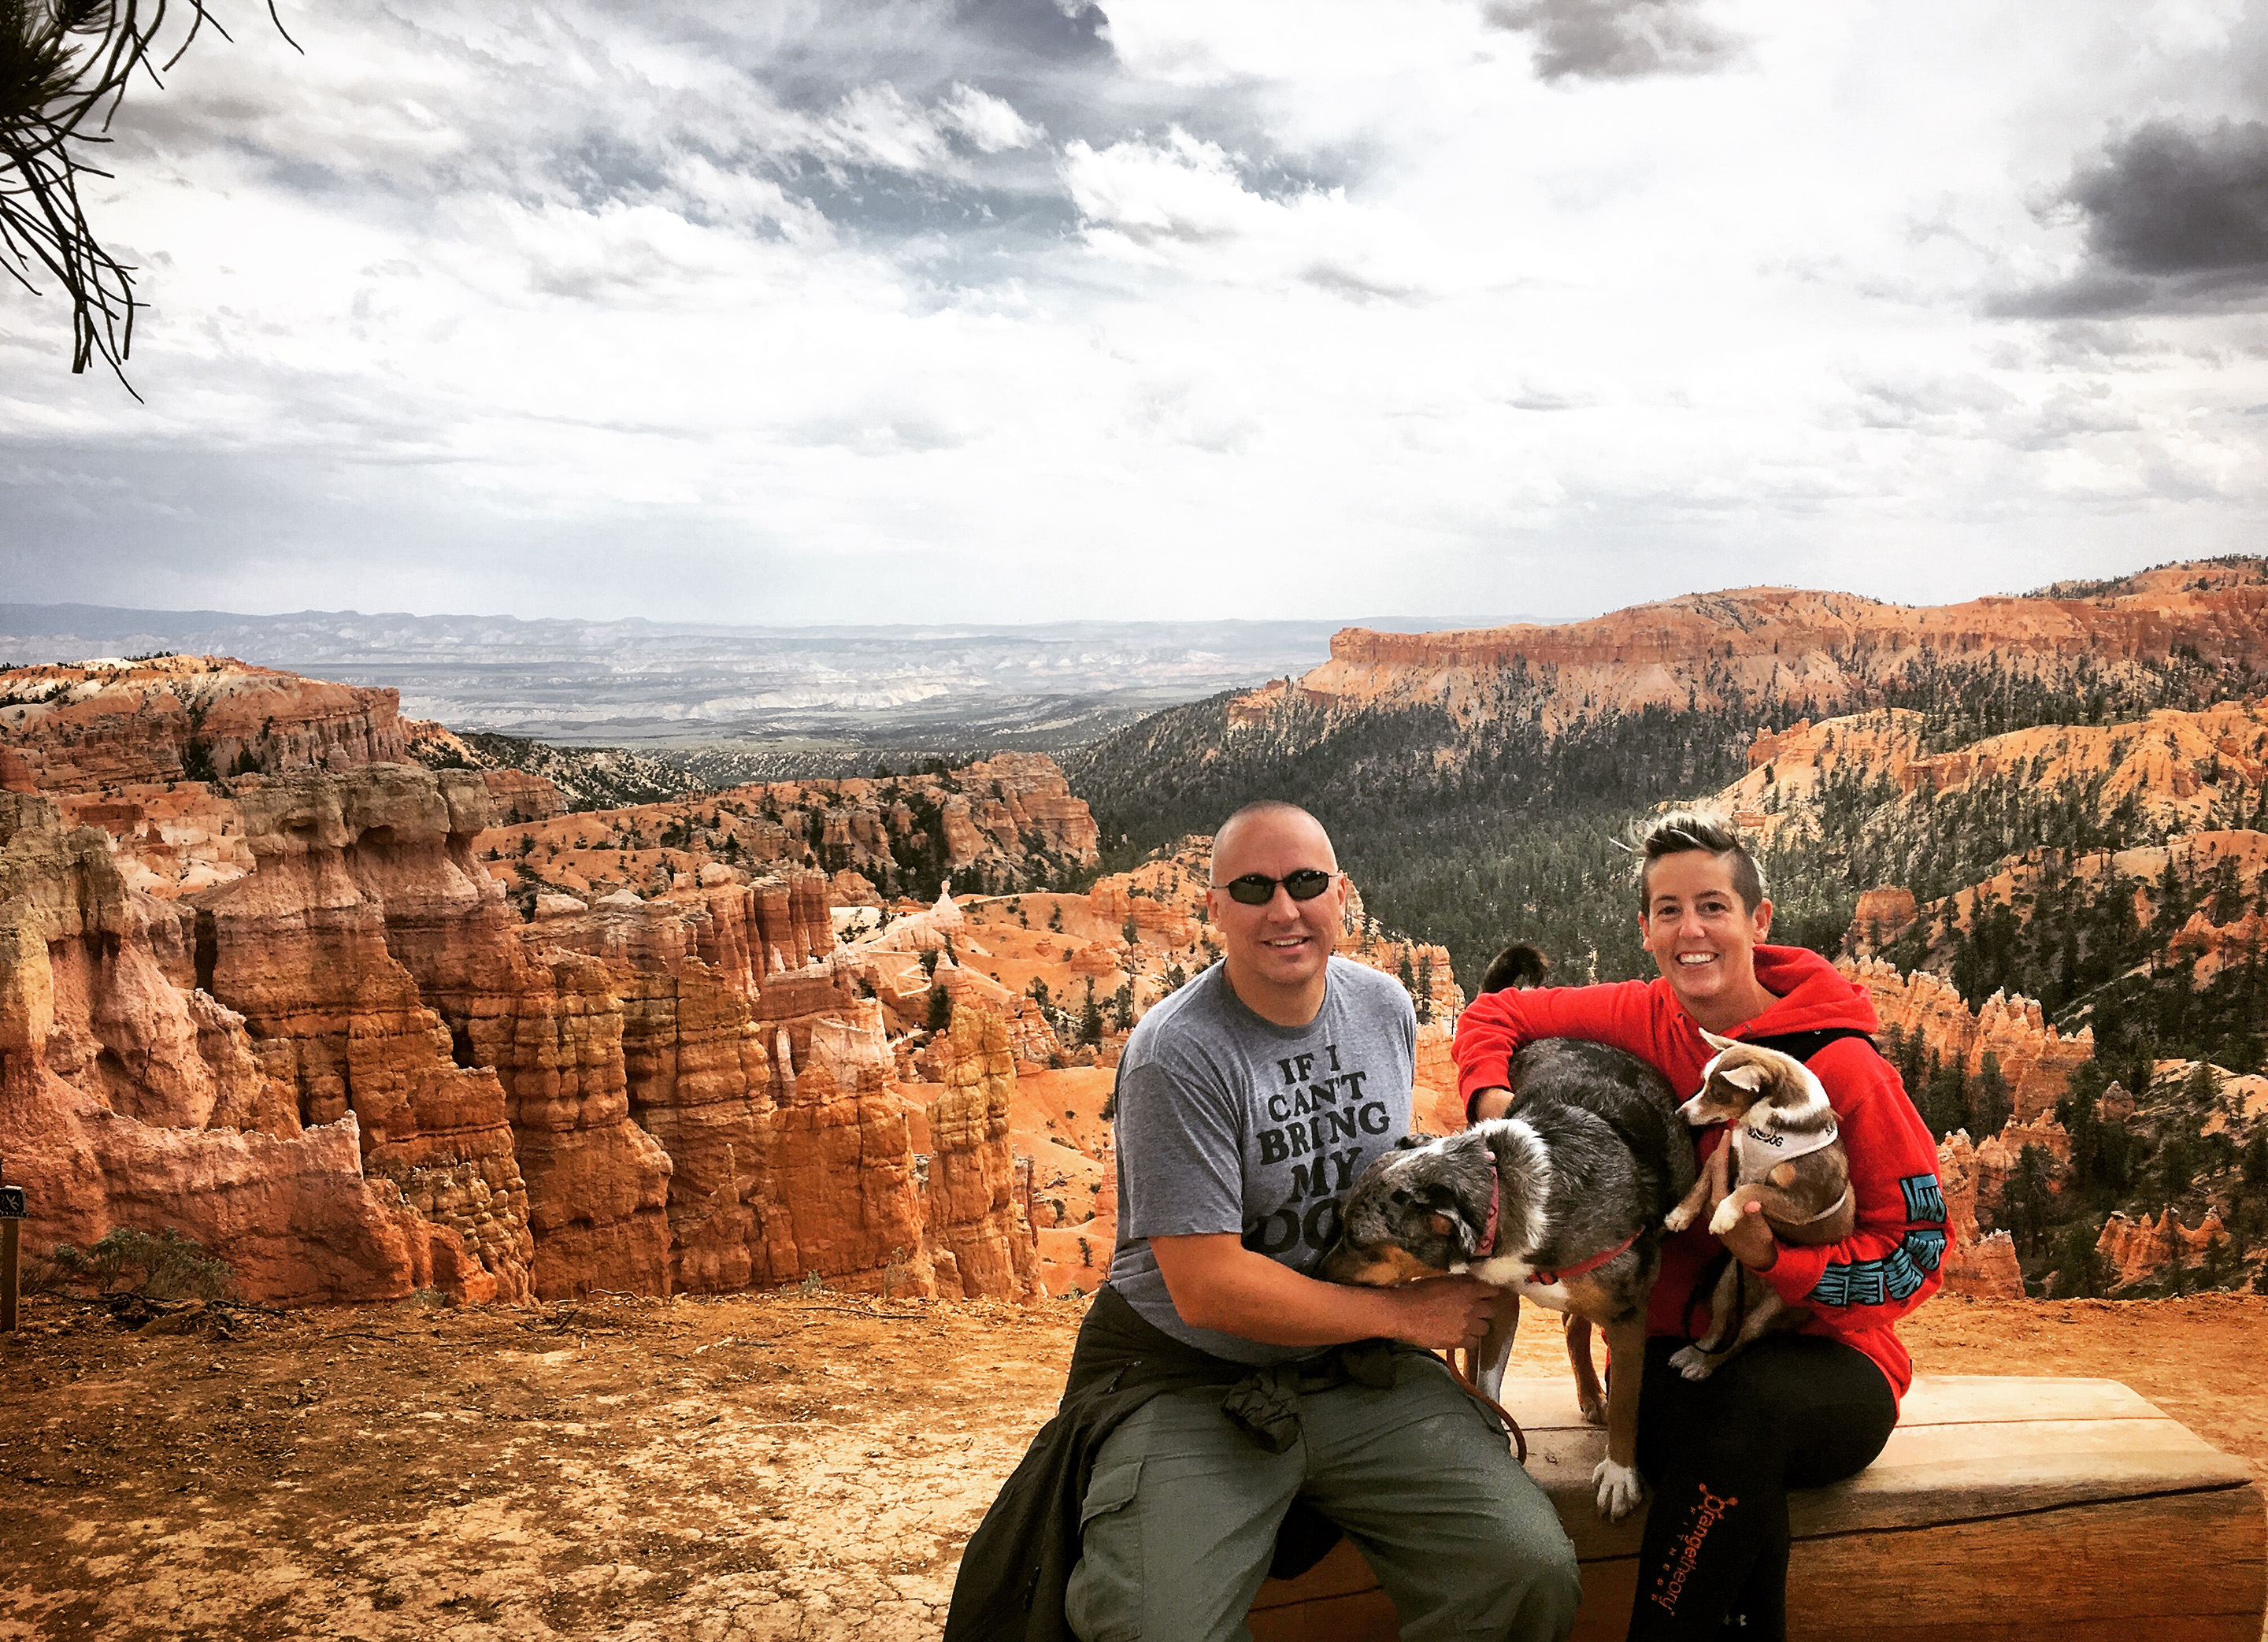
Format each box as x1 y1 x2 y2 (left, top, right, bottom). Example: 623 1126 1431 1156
1476 1177 1641 1284
1529 1229 1640 1288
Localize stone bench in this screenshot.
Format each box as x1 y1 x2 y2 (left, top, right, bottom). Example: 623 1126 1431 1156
1247 1375 2266 1642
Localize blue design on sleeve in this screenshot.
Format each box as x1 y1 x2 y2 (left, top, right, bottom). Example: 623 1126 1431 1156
1899 1173 1947 1224
1805 1230 1945 1308
1903 1227 1947 1273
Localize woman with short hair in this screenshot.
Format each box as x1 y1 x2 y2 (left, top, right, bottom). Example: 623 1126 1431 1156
1455 812 1946 1641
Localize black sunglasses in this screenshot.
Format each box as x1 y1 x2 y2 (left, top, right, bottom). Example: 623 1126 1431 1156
1220 869 1337 906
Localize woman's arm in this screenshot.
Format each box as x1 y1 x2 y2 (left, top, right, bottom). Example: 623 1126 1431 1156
1452 979 1659 1121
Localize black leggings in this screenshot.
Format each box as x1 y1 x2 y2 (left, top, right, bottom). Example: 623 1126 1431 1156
1624 1333 1896 1641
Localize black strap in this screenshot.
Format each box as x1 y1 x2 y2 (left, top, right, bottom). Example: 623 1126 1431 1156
1740 1026 1873 1062
1682 1247 1737 1341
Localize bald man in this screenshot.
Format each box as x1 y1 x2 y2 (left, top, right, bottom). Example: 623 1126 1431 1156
1059 801 1578 1642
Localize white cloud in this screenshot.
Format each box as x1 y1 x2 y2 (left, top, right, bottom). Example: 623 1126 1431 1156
1063 128 1266 245
810 83 965 177
939 83 1045 153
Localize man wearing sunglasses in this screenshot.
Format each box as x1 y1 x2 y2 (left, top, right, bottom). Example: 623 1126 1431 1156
1052 801 1580 1642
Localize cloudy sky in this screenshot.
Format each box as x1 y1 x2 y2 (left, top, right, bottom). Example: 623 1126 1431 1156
3 0 2266 625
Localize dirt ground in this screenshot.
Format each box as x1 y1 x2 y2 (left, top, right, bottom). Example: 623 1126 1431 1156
2 1288 2263 1641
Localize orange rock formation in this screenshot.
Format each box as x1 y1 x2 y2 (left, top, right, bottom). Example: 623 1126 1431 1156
1842 957 2092 1124
1233 565 2268 731
924 1010 1045 1302
0 790 515 1305
471 751 1098 907
1718 699 2268 858
2096 1208 2231 1287
1 655 411 791
1973 1113 2072 1218
1 729 1043 1306
1931 1131 2025 1299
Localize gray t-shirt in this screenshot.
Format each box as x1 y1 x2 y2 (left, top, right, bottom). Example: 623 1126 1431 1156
1105 956 1417 1366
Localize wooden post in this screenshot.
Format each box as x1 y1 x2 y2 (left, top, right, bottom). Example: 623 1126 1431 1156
1 1219 17 1333
0 1182 20 1333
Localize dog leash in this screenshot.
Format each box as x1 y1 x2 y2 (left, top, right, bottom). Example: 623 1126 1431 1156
1445 1345 1528 1465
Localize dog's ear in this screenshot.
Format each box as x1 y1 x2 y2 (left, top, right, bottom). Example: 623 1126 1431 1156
1699 1027 1740 1051
1418 1188 1477 1256
1393 1132 1430 1151
1715 1062 1764 1092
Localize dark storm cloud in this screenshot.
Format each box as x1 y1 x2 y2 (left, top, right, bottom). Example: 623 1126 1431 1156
2071 120 2268 276
1479 0 1741 83
1994 119 2268 318
947 0 1113 67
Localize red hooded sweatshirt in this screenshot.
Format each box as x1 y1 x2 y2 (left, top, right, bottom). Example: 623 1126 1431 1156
1451 944 1945 1407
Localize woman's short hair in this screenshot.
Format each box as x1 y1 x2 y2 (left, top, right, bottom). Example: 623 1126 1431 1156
1634 810 1766 914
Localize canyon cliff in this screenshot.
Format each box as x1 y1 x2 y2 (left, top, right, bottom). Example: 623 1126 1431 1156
1843 958 2092 1123
1236 562 2268 731
0 788 517 1305
470 752 1101 910
1 655 410 791
0 660 1073 1307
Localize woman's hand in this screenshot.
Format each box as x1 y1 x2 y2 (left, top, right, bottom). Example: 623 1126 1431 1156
1717 1197 1780 1272
1469 1086 1514 1121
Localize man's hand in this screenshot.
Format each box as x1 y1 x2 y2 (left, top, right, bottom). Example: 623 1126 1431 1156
1373 1273 1503 1352
1469 1086 1514 1121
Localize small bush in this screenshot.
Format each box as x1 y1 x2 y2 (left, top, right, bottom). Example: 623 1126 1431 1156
798 1269 824 1296
50 1226 235 1300
20 1247 71 1295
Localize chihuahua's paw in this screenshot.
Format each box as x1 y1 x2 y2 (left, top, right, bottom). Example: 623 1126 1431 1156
1707 1198 1741 1236
1663 1203 1697 1232
1668 1344 1718 1381
1592 1459 1645 1520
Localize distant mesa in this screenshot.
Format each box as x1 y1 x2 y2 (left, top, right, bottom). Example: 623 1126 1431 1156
1228 560 2268 730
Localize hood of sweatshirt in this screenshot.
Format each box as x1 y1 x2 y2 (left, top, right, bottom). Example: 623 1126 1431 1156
1737 944 1882 1037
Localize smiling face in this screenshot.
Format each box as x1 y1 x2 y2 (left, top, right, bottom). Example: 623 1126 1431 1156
1640 849 1777 1033
1205 806 1347 1026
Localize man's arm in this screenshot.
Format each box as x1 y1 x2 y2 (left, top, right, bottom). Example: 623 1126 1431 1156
1149 1233 1500 1351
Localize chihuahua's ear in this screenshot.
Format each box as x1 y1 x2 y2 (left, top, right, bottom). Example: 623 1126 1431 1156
1700 1028 1740 1051
1716 1063 1764 1092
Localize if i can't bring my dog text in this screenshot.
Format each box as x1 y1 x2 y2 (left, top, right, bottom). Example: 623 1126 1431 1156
1243 1046 1394 1258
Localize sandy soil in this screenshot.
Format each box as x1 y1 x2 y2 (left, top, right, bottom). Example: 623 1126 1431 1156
2 1290 2262 1641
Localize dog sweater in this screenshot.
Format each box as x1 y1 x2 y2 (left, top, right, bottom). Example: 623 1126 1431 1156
1451 944 1946 1408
